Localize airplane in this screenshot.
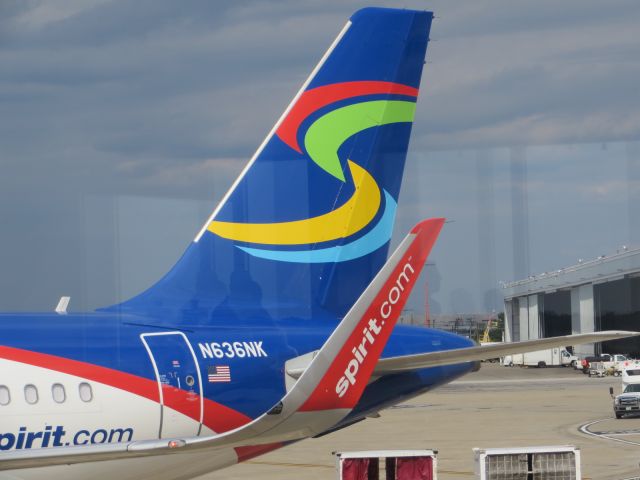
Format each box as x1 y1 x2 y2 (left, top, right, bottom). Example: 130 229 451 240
0 7 636 480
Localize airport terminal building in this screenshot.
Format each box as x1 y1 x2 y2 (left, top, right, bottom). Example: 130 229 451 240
503 247 640 357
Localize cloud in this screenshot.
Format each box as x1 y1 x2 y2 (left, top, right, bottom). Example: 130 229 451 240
4 1 639 171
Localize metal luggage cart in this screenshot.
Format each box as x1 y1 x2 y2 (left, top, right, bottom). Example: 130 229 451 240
334 449 438 480
588 361 607 377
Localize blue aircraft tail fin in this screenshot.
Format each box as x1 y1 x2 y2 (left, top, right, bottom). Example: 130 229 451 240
107 8 433 321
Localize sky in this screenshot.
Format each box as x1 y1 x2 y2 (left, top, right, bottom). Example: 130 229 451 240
1 1 639 315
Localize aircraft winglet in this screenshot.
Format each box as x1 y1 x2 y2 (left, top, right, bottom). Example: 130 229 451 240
298 217 445 411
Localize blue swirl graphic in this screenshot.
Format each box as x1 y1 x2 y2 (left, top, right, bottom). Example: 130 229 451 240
238 191 397 263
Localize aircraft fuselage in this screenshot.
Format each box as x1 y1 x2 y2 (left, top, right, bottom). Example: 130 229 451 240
0 312 474 456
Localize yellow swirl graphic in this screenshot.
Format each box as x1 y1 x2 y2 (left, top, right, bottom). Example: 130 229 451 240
208 161 380 245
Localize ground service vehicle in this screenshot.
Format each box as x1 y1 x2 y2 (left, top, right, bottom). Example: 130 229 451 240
583 354 634 376
503 348 578 368
611 367 640 418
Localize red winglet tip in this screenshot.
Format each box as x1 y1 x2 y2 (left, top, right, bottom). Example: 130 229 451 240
411 217 446 234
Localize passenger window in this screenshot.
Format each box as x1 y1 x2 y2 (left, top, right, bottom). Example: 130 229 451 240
79 382 93 402
0 386 10 406
52 384 66 403
24 384 38 405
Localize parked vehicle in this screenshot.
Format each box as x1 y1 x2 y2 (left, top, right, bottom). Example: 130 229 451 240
610 367 640 418
502 348 578 367
582 355 606 374
613 356 640 375
583 354 635 375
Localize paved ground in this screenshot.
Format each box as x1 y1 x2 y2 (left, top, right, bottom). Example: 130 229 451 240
201 363 640 480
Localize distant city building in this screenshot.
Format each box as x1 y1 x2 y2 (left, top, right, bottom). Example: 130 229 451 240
503 247 640 357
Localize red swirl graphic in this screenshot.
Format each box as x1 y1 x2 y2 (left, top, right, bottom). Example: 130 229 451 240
276 81 418 153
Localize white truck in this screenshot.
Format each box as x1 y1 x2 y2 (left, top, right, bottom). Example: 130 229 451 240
585 354 636 376
611 367 640 418
502 347 578 368
611 355 638 375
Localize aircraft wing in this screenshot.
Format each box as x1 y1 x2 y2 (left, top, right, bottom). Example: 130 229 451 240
373 330 640 375
0 218 445 472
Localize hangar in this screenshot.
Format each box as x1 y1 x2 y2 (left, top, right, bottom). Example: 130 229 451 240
503 247 640 357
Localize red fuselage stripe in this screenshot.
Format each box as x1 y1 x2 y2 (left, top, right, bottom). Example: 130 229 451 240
0 346 159 401
0 346 251 433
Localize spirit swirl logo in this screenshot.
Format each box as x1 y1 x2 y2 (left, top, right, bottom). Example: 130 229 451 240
207 81 418 263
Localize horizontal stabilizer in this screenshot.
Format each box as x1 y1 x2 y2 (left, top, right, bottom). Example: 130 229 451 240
374 331 640 374
55 296 70 314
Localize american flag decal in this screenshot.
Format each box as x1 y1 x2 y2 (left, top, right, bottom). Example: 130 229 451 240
208 365 231 383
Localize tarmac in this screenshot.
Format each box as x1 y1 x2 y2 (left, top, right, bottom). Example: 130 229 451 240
201 363 640 480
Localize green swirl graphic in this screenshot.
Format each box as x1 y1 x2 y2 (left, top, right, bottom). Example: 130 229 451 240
303 100 417 182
